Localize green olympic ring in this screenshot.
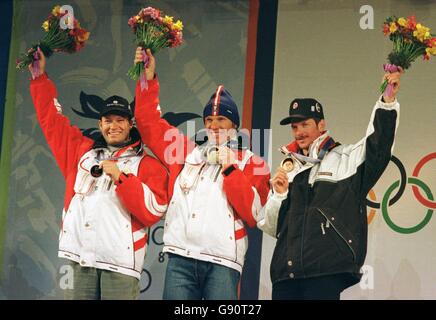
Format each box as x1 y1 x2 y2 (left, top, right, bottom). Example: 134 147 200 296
382 177 434 234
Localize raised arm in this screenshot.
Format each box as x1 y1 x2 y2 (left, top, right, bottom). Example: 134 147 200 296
133 47 195 171
360 71 402 194
336 70 403 196
29 48 93 179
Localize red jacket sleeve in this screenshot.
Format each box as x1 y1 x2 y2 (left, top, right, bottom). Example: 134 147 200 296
115 155 169 227
134 79 195 172
222 154 271 228
29 73 93 179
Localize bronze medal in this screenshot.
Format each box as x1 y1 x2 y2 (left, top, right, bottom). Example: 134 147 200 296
280 157 294 172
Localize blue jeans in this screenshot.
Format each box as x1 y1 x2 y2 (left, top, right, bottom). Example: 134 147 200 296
163 253 240 300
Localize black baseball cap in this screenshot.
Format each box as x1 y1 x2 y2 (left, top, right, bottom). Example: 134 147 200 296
100 95 132 119
279 98 324 125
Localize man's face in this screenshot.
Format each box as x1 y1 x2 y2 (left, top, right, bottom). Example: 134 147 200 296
204 115 236 145
291 118 325 152
99 114 132 146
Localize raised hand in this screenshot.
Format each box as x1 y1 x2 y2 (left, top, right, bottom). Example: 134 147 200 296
28 47 46 79
134 47 156 80
382 67 404 103
100 160 122 182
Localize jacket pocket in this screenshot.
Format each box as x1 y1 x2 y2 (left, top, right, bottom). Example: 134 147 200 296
316 208 356 262
74 168 98 196
178 163 205 194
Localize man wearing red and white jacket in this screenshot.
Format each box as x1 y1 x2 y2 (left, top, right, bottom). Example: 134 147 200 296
28 48 168 299
133 48 270 300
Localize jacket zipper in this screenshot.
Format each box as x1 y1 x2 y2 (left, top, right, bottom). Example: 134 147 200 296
300 195 310 277
317 208 356 261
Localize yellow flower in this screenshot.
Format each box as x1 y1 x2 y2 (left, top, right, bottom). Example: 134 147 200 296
426 47 436 56
42 20 49 32
397 17 407 27
173 20 183 31
389 22 398 33
52 5 61 17
413 23 431 42
163 15 173 25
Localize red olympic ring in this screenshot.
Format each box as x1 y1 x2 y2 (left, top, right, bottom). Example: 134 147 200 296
412 152 436 209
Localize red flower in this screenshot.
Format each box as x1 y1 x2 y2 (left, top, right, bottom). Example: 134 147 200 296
383 24 390 35
426 37 436 48
74 28 90 42
407 15 417 30
141 7 160 19
128 17 136 27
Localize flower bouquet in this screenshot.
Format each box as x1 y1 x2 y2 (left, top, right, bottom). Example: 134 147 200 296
127 7 183 89
381 15 436 95
16 5 90 78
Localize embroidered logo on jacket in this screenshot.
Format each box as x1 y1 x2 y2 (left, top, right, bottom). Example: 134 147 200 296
317 171 333 176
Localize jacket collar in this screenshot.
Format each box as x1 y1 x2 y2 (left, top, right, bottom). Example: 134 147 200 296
281 131 336 161
308 131 330 159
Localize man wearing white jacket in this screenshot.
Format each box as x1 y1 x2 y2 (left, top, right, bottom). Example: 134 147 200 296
29 49 168 299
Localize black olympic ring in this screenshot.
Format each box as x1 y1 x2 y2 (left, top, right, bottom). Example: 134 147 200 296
140 268 152 293
151 225 164 246
366 155 407 209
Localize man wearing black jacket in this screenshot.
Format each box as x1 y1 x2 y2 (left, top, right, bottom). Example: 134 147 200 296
258 70 403 299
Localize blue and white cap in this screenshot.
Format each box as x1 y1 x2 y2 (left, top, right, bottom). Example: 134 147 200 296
203 85 240 128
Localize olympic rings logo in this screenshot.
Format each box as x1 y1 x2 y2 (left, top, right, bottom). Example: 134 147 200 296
366 153 435 234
